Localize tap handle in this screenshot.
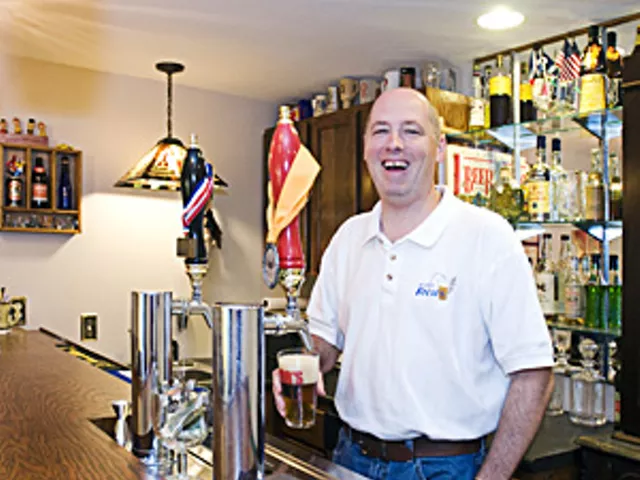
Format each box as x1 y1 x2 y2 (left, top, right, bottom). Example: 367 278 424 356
180 134 214 264
266 107 305 271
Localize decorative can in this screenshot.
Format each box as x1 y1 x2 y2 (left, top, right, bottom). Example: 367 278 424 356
400 67 416 89
312 94 327 117
298 99 313 119
326 86 340 113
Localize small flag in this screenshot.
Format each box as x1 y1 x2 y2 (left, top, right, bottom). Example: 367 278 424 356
568 39 581 80
555 42 566 80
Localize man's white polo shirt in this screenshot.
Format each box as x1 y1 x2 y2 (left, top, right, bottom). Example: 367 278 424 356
307 187 554 441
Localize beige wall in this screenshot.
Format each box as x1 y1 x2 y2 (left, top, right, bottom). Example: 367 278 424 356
0 55 276 363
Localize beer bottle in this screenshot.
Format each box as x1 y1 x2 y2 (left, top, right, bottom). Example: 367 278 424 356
31 157 50 208
57 156 73 210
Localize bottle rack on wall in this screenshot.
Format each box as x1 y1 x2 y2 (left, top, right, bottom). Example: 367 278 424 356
0 143 82 234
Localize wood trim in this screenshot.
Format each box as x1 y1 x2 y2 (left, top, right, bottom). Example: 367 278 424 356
474 11 640 64
0 226 78 234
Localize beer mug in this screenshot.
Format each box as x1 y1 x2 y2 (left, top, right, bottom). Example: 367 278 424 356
277 348 320 429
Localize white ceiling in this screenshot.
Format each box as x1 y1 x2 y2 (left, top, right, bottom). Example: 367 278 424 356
0 0 638 103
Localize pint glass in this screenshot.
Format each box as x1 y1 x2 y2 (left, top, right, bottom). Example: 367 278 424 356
277 348 320 429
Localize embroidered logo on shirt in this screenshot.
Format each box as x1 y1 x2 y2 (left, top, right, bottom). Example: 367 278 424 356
415 273 457 301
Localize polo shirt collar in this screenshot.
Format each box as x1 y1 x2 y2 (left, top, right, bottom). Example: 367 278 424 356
362 186 457 248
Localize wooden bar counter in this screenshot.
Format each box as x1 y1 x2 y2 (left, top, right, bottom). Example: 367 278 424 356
0 328 150 479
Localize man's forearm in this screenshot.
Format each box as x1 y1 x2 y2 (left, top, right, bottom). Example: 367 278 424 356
476 367 553 480
312 334 340 373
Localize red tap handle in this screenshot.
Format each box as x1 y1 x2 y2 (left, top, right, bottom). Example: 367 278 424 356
268 116 305 270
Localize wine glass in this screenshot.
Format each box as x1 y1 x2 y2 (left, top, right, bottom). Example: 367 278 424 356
153 378 210 480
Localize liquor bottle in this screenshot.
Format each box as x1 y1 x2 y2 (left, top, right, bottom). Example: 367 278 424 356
31 156 49 209
549 138 569 222
520 62 535 122
609 152 622 220
489 162 525 222
569 338 607 427
536 233 556 317
555 234 572 317
57 156 73 210
489 55 512 128
606 31 623 108
608 255 622 330
468 65 486 131
5 174 23 207
582 25 606 74
585 148 604 221
564 256 584 323
483 65 492 129
579 25 606 114
524 136 551 222
584 253 602 328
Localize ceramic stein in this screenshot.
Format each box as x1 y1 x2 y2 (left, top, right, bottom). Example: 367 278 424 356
381 69 401 91
339 78 358 109
359 78 380 104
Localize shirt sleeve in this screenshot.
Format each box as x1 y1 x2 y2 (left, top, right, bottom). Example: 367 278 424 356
306 236 345 351
479 227 554 375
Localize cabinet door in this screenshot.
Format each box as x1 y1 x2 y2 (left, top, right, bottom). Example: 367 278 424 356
262 126 275 238
355 104 379 212
308 110 359 275
296 120 312 274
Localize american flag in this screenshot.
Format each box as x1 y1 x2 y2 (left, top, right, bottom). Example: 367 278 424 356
554 39 582 82
568 39 581 79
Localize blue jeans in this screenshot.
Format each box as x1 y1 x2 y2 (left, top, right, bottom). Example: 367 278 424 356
332 428 486 480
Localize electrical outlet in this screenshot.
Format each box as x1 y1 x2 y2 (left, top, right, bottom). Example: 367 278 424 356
80 313 98 341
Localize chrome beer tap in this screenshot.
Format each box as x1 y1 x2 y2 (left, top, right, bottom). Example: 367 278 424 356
130 133 218 469
211 106 320 480
172 133 217 330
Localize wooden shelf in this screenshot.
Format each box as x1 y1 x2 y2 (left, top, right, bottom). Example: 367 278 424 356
1 142 82 234
0 226 79 234
3 207 79 215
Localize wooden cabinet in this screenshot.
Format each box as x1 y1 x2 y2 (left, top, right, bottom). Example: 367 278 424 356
263 104 377 278
0 144 82 234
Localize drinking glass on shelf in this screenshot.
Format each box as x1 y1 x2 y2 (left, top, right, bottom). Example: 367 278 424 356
153 378 210 480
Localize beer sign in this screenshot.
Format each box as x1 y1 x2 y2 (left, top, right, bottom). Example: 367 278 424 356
444 144 529 197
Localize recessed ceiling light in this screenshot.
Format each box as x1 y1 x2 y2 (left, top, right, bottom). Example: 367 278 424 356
477 7 525 31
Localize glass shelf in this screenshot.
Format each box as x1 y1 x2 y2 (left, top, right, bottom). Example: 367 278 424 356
447 107 623 150
512 220 622 242
547 320 621 339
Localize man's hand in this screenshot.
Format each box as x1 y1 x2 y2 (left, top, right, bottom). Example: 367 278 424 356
272 334 338 418
272 368 326 417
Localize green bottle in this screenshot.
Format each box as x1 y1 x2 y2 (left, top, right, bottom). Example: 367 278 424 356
608 255 622 330
584 254 602 328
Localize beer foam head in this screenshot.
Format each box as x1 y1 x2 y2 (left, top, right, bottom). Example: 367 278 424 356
278 354 319 384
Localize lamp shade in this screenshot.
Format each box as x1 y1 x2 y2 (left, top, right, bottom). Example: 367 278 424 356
115 137 229 191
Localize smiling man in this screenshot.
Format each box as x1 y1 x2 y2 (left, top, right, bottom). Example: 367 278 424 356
273 87 554 480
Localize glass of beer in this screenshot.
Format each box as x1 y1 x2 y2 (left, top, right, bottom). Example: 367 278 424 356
277 348 320 429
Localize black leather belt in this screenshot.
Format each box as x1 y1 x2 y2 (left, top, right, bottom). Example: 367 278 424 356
345 425 483 462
